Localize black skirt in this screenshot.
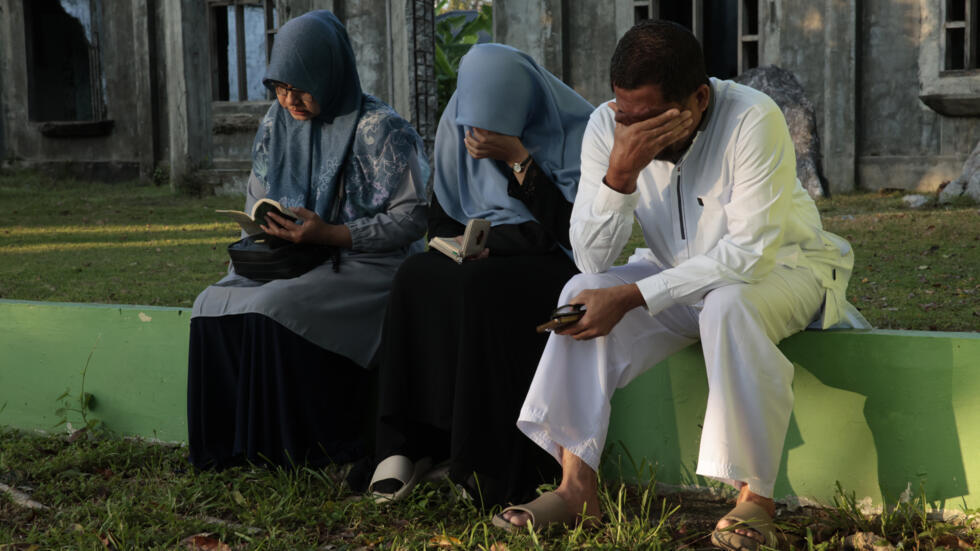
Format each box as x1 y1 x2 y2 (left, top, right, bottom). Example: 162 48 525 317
375 249 577 507
187 313 371 470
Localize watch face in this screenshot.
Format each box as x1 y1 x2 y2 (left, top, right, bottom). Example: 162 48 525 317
512 162 522 173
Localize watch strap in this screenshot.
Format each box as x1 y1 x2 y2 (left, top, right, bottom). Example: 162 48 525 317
512 154 532 173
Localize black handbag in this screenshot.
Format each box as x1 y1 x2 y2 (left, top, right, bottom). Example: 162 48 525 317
227 233 336 282
228 170 347 282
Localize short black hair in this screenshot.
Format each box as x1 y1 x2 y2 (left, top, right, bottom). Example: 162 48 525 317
609 20 709 103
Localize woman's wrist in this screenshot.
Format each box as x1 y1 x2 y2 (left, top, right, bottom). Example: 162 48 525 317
502 136 529 166
507 146 530 167
322 223 353 248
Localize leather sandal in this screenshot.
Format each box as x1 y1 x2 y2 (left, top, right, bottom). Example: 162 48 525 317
368 455 431 503
491 491 579 532
710 501 779 550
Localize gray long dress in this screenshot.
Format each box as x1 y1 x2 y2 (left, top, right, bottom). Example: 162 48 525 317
192 154 427 368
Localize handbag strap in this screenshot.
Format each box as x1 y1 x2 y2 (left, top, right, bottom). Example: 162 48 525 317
327 164 347 272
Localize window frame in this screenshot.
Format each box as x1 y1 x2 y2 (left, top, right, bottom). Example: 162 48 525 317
632 0 761 76
207 0 277 102
919 0 980 116
23 0 109 125
738 0 761 74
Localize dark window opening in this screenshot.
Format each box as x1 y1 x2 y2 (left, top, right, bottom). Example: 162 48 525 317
633 0 742 80
949 0 967 22
739 0 760 73
24 0 106 122
659 0 693 31
742 0 759 35
703 0 738 79
741 41 759 72
944 0 980 70
947 27 967 69
209 1 277 102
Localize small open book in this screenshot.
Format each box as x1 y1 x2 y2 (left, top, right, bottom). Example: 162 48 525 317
428 218 491 263
216 198 298 236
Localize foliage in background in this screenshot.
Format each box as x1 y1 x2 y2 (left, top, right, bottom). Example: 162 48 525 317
434 0 492 115
436 0 490 10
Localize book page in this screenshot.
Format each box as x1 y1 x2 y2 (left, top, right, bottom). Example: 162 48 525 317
428 236 462 261
216 210 264 236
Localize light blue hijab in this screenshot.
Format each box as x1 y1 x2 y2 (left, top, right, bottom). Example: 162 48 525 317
433 44 594 226
252 11 428 223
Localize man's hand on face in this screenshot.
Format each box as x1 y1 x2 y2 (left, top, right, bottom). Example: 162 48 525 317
604 103 693 194
556 283 646 340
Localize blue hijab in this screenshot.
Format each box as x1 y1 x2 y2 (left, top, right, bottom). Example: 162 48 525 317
252 11 428 222
433 44 594 226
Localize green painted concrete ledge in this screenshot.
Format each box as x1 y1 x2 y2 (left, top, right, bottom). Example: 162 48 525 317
1 299 978 510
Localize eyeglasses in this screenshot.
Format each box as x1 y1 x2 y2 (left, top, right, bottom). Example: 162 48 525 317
272 83 311 100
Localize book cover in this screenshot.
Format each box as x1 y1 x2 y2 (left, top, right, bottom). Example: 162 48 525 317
217 198 297 236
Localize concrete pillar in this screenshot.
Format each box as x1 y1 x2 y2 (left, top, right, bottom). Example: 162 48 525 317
163 0 213 190
0 1 5 162
132 0 157 182
564 0 634 105
820 0 857 194
493 0 633 106
761 0 781 66
344 1 391 99
0 0 30 162
493 0 565 79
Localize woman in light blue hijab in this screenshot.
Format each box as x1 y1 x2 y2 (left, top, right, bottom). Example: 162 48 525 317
370 44 594 507
188 10 430 471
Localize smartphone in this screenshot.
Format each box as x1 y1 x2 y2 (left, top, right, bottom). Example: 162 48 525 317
536 304 586 333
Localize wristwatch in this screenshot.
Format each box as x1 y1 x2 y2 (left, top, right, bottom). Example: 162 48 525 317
511 155 532 173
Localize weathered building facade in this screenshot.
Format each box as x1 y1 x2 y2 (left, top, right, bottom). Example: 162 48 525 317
492 0 980 195
0 0 436 192
1 0 978 194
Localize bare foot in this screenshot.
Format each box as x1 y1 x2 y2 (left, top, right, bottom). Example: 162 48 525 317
714 484 775 543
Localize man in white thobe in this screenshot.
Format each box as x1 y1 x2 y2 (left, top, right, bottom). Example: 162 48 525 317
494 20 866 548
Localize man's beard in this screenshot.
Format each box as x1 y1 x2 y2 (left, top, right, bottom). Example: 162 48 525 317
653 135 694 162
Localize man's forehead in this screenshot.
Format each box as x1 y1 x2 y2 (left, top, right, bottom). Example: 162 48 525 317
613 102 675 126
613 85 680 124
612 84 675 120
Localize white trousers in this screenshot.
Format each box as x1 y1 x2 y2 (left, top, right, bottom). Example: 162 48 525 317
517 258 824 497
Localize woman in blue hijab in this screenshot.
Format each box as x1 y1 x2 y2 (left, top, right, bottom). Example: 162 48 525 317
369 44 593 507
187 11 429 470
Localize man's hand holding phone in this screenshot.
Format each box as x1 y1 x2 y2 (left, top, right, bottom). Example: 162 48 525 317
536 303 587 333
549 283 646 340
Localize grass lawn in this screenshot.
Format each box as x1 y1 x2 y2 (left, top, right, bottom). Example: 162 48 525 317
0 170 242 308
2 170 979 548
2 429 977 550
1 170 977 330
815 193 979 332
